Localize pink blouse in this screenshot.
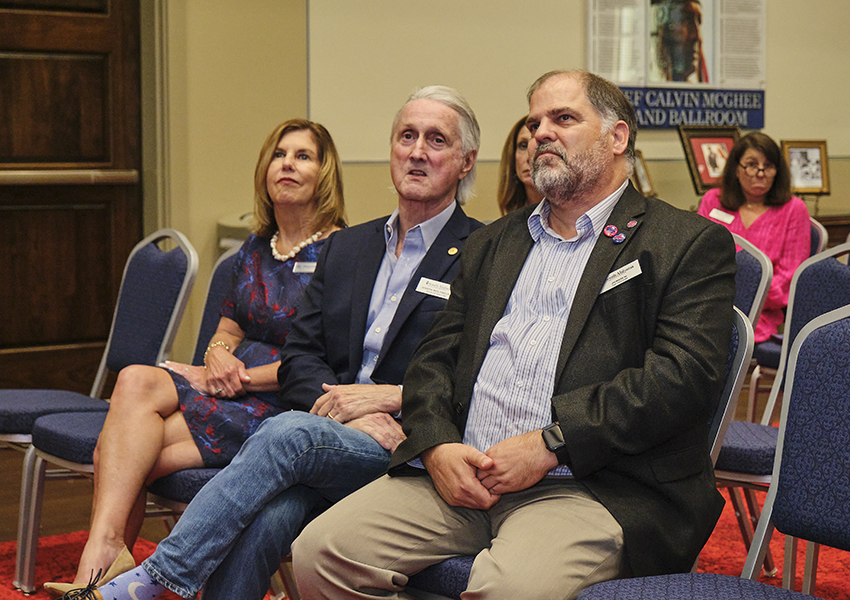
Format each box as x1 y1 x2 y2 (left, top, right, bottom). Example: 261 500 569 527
698 188 811 343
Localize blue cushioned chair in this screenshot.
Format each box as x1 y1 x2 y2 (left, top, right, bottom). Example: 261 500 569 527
12 229 198 594
404 308 754 600
577 303 850 599
0 229 198 453
746 218 827 422
731 234 773 329
716 241 850 577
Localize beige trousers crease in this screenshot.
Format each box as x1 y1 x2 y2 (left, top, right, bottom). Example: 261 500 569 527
292 474 628 600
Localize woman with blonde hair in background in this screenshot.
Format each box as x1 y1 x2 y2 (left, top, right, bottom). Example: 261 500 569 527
45 119 346 596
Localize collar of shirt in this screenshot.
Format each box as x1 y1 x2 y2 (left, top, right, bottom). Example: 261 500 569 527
528 179 629 244
383 200 457 257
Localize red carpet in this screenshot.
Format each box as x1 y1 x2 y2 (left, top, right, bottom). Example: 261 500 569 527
0 493 847 599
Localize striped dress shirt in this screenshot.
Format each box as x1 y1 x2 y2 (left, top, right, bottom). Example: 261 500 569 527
463 181 627 475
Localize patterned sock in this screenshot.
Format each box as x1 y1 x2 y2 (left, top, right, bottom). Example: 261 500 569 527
97 566 167 600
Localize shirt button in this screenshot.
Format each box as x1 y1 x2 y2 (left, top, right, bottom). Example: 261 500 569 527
548 276 555 282
373 356 378 362
543 316 551 322
530 340 537 346
391 295 397 302
375 327 381 333
516 380 523 388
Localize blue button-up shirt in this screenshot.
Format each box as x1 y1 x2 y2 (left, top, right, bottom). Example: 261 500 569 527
355 201 457 384
463 181 627 475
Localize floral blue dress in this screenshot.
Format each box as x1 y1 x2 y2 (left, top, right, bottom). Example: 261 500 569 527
168 233 325 467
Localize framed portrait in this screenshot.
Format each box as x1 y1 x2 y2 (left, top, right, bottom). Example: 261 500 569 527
781 140 830 195
631 149 657 198
677 125 741 195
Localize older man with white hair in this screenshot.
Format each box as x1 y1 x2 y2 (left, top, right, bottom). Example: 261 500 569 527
76 85 482 600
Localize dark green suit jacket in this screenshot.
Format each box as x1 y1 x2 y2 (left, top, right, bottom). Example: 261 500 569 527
390 183 737 576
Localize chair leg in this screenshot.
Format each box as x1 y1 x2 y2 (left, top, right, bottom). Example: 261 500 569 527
14 446 47 593
742 488 777 576
783 535 798 590
802 542 820 596
270 554 301 600
729 488 777 577
269 570 288 600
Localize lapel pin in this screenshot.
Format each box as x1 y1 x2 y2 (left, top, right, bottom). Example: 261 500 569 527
603 225 618 237
627 220 638 229
448 247 458 255
613 233 626 244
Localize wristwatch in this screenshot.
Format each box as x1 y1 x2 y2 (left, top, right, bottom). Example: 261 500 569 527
542 422 570 465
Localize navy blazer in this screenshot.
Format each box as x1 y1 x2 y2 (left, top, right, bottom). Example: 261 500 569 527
277 204 482 412
392 184 737 577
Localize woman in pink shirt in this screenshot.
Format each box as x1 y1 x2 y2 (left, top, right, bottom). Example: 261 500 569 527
698 132 810 343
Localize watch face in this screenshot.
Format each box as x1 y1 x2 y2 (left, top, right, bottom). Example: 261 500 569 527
543 424 565 450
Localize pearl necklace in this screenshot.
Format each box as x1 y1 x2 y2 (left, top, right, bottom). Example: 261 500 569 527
270 230 322 262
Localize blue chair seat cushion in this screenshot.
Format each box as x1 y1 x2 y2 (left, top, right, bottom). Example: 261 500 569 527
148 468 222 504
407 555 476 599
753 338 782 370
576 573 805 599
715 421 778 475
0 390 108 434
31 412 109 464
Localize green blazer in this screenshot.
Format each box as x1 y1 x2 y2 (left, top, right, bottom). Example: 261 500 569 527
391 183 737 576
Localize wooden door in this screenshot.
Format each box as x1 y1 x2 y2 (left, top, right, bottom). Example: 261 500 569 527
0 0 142 392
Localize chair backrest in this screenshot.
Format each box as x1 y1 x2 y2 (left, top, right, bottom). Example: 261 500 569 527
810 216 827 256
93 228 198 398
759 241 850 425
731 234 773 327
741 304 850 578
709 307 754 465
191 245 241 366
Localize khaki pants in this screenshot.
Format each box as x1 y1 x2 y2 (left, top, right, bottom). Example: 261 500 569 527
292 474 628 600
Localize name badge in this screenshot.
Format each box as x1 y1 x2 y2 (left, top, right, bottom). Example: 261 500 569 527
600 259 642 294
292 262 317 274
416 277 451 300
708 208 735 225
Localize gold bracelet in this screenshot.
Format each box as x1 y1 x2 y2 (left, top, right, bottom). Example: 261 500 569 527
203 340 230 365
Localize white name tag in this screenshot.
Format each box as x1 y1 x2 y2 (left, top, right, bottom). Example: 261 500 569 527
708 208 735 225
292 262 317 274
416 277 451 300
600 259 642 294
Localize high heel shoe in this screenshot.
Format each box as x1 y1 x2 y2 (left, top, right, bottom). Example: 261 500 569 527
43 545 135 598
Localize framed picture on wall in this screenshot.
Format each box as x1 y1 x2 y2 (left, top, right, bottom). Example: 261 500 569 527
631 149 657 198
781 140 830 195
677 125 741 195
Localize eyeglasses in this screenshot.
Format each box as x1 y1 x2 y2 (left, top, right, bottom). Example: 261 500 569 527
738 162 776 177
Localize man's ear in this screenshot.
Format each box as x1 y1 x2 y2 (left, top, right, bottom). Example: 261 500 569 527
611 121 629 156
458 149 477 180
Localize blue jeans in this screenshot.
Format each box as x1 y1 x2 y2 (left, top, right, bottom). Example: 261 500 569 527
142 411 391 599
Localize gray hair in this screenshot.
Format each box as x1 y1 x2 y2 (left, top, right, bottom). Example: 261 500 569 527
527 70 636 175
391 85 480 205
